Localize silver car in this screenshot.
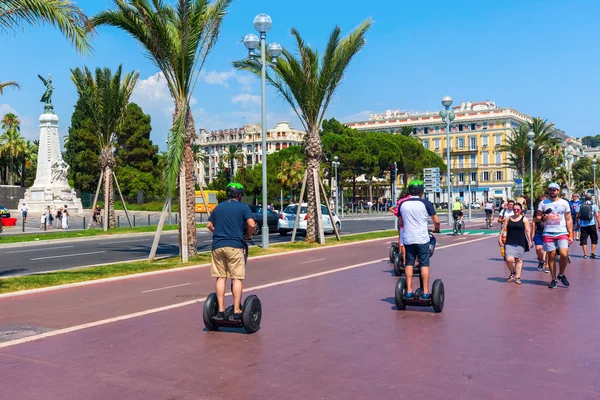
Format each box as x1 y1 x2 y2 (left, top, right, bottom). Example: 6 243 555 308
277 203 341 236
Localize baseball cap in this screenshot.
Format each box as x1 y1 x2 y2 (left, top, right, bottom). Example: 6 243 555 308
548 182 560 190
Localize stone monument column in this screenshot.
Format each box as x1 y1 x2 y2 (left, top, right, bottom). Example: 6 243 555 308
18 74 83 214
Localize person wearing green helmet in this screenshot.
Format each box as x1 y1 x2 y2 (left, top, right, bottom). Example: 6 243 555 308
398 179 441 299
206 182 255 321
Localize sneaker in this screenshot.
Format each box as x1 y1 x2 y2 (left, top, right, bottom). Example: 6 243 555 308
214 311 225 320
558 274 570 287
421 293 431 300
537 261 544 271
508 273 515 282
548 280 558 289
543 268 550 274
230 312 242 321
583 255 588 259
591 253 597 259
405 292 415 299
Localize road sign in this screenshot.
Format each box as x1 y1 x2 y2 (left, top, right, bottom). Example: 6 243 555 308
424 166 441 194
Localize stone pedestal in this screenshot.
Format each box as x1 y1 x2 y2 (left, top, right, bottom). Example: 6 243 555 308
18 112 83 214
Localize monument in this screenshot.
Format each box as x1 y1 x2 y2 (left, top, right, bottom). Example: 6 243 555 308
18 74 83 214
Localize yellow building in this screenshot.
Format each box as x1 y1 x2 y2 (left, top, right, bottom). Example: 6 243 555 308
346 101 537 203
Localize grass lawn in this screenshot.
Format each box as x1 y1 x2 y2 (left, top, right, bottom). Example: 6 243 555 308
0 230 397 294
0 224 207 245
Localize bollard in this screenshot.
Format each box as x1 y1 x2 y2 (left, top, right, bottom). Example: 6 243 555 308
117 216 120 228
0 216 3 233
175 214 178 225
22 218 25 232
83 216 86 230
133 215 136 227
148 214 150 226
101 216 103 227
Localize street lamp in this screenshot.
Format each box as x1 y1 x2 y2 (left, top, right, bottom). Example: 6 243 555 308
527 130 535 215
332 156 340 215
593 158 598 205
440 96 456 226
243 14 282 249
566 150 573 197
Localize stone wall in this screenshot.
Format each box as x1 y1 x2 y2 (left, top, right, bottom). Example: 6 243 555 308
0 186 27 209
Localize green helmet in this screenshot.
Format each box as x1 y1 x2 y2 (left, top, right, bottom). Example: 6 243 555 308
407 179 424 195
226 182 245 198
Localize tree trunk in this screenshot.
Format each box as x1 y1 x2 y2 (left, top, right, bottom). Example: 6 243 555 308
103 165 110 232
20 155 26 187
352 175 357 210
304 126 323 243
183 108 197 257
403 171 408 190
100 146 116 231
9 156 13 185
369 180 373 204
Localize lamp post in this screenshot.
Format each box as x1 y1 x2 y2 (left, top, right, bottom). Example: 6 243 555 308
440 96 456 226
332 156 340 215
527 130 535 216
243 14 282 249
593 158 597 205
566 150 573 197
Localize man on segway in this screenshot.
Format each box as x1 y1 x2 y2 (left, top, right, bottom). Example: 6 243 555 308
398 180 441 299
206 182 255 321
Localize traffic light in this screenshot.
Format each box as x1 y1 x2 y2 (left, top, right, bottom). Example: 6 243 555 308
390 164 396 182
225 167 232 182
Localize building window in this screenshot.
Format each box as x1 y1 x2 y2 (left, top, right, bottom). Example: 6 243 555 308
495 134 502 146
495 171 503 181
470 123 476 131
470 172 477 182
458 155 464 168
483 122 489 129
423 140 430 150
434 139 440 149
495 152 502 164
275 143 281 151
435 126 440 133
456 137 465 148
412 127 417 135
458 124 464 132
457 172 465 183
423 127 429 134
282 142 288 149
482 152 489 165
481 171 490 181
482 136 489 147
469 137 477 150
470 154 477 167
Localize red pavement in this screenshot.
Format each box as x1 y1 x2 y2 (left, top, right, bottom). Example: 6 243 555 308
0 235 599 399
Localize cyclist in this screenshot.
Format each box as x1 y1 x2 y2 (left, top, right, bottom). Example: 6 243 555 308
398 180 441 299
206 182 255 320
452 197 464 232
484 198 495 227
536 182 574 289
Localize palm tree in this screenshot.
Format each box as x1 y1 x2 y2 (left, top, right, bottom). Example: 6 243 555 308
191 143 208 186
234 19 372 242
0 112 27 185
0 0 92 54
224 144 243 176
93 0 232 259
0 80 20 95
70 65 139 231
399 126 413 137
278 158 304 202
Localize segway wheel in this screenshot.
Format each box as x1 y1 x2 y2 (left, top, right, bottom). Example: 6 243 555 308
389 244 397 264
431 279 445 313
203 293 219 331
393 253 403 276
242 295 262 334
395 278 407 310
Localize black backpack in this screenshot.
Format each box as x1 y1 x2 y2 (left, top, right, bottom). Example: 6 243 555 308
579 201 594 221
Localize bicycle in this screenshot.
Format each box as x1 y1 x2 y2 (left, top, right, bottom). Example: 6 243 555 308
485 212 493 229
453 217 464 235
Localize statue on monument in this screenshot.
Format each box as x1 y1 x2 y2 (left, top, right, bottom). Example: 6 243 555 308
51 159 69 184
38 74 55 113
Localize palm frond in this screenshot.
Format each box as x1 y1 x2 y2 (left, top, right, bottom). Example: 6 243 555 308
0 0 93 54
0 80 20 95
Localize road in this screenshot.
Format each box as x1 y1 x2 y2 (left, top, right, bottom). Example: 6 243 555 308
0 218 404 277
0 234 596 399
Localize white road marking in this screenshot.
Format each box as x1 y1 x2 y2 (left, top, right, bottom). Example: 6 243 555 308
102 239 150 245
5 246 75 254
31 251 106 261
0 236 495 349
300 258 326 264
141 283 191 294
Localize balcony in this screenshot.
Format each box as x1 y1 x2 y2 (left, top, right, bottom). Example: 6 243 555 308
451 163 478 170
450 146 478 154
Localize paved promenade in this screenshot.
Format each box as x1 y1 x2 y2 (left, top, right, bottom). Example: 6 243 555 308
0 234 598 399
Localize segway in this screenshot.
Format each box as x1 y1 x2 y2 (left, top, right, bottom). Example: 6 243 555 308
392 231 437 277
394 231 444 312
389 242 399 264
203 241 263 334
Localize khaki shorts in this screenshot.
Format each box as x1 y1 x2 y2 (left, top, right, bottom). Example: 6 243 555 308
211 247 246 279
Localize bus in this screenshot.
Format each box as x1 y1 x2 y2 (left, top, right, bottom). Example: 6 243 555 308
195 190 218 213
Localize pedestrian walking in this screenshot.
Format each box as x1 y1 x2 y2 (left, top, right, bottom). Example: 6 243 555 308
577 193 599 259
499 202 532 285
62 205 69 229
21 203 28 223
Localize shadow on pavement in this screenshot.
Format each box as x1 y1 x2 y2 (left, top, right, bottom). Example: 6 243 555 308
486 276 554 287
0 269 28 277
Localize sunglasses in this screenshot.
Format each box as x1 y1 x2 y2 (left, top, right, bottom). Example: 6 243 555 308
513 208 522 212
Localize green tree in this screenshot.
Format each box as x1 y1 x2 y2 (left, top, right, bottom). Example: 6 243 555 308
114 102 161 200
224 144 243 179
93 0 232 259
582 135 600 148
23 139 38 187
399 126 414 137
70 65 139 230
0 112 27 185
572 157 594 193
234 20 372 243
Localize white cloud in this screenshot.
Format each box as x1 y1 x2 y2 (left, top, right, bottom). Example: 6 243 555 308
341 109 373 122
193 107 300 133
200 69 254 92
132 72 197 117
0 103 37 140
232 93 260 107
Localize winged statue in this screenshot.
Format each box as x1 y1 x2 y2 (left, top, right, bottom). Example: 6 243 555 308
38 74 55 113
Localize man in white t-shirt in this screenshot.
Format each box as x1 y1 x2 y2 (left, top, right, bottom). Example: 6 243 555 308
398 180 441 299
484 199 495 226
498 199 514 224
21 204 28 223
536 182 573 289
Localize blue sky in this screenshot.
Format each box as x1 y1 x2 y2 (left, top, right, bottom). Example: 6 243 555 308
0 0 598 150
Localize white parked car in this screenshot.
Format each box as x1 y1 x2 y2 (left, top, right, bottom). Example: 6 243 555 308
470 202 481 209
278 203 341 236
